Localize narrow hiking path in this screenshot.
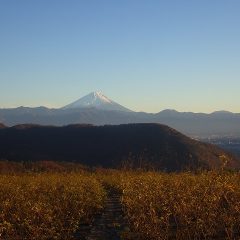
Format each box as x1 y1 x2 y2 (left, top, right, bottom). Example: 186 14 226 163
74 186 131 240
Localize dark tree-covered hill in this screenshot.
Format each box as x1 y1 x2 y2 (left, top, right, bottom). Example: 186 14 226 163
0 123 239 171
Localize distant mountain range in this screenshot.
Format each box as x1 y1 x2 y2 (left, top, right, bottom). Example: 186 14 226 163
0 123 239 171
0 91 239 137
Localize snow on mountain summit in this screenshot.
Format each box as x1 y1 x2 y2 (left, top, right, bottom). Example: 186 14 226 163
62 91 132 112
91 91 112 104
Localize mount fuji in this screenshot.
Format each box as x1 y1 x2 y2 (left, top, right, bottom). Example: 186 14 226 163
63 91 132 112
0 92 240 139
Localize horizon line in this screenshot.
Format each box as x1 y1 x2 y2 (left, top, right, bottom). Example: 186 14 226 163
0 105 238 115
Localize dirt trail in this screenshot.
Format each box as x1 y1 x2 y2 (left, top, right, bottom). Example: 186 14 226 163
74 188 130 240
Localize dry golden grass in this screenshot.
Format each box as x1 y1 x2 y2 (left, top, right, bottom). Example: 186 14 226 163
117 171 240 239
1 169 240 239
0 173 105 240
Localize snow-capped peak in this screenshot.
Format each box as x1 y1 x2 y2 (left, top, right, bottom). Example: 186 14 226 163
62 91 132 112
91 91 112 103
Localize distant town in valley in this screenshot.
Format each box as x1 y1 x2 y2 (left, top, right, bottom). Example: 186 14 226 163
199 136 240 157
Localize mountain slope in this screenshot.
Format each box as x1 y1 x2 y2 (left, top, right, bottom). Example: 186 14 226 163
0 123 238 171
0 107 240 137
0 123 6 129
62 91 132 112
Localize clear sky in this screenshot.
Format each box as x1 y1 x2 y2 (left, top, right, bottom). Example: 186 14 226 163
0 0 239 113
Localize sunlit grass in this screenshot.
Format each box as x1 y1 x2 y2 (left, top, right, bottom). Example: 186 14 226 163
0 169 240 239
0 173 106 239
114 171 240 239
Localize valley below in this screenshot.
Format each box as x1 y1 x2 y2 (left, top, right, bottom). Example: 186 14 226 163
201 137 240 157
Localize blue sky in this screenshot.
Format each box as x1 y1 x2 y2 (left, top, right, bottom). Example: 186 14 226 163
0 0 239 113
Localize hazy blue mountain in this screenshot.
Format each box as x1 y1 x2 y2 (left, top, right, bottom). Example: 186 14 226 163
154 110 240 137
0 92 239 138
